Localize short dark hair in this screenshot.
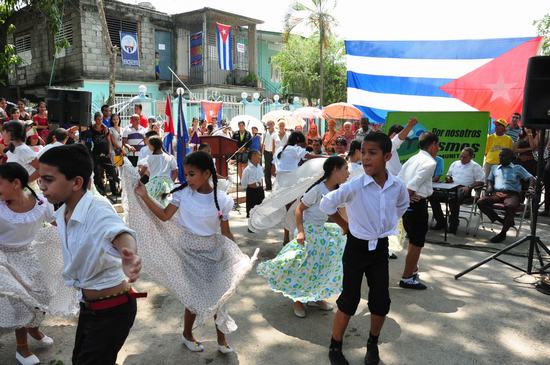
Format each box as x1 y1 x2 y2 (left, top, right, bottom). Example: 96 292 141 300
101 104 109 112
335 136 347 146
388 124 404 136
39 144 93 191
418 132 439 150
462 147 474 157
238 121 245 126
363 131 392 153
53 128 68 142
145 130 158 138
134 103 143 111
248 149 261 159
361 117 369 123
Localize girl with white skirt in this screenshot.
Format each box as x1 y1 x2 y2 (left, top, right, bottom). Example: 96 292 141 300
0 162 77 365
257 156 349 318
130 151 258 354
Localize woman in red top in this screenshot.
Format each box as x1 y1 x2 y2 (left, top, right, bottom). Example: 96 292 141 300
32 101 49 141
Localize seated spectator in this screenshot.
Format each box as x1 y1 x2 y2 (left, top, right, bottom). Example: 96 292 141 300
430 148 484 234
477 148 534 243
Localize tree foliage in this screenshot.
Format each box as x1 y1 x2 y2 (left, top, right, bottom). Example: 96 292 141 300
284 0 337 106
272 34 346 105
534 13 550 55
0 0 66 82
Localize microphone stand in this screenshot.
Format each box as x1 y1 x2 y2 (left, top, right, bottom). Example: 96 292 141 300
226 131 258 212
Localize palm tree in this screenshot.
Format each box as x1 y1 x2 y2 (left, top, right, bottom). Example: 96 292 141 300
284 0 337 107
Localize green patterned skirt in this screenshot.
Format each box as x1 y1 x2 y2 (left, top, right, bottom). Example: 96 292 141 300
146 176 174 206
257 222 346 302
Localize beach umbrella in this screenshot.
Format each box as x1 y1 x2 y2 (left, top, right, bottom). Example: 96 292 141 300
322 102 363 120
229 115 265 134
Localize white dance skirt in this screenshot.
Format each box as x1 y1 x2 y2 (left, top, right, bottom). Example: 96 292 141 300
122 159 258 334
0 226 79 331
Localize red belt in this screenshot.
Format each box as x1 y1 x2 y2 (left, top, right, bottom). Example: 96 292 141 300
85 287 147 311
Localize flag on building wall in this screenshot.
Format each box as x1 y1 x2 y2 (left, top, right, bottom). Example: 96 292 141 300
216 22 233 71
201 101 223 127
346 37 542 123
176 95 189 183
163 95 174 154
190 31 203 66
120 31 140 67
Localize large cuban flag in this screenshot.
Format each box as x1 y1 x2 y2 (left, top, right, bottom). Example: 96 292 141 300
216 22 233 71
346 37 542 123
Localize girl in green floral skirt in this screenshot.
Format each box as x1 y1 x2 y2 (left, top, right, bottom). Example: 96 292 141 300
257 156 349 318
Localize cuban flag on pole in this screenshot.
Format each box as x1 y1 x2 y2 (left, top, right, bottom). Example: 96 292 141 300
346 37 542 123
176 94 189 183
163 95 174 154
216 22 233 71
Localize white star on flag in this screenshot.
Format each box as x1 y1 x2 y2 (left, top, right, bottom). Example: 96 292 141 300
486 74 517 103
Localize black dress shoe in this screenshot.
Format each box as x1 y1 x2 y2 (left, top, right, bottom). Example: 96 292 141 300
490 232 507 243
431 222 446 230
448 225 458 234
329 348 350 365
364 342 380 365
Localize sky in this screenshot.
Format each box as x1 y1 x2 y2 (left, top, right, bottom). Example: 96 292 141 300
122 0 550 40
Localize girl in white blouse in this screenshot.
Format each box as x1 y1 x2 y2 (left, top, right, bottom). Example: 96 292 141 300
2 121 39 183
0 163 58 365
347 140 363 176
273 131 324 243
135 151 257 355
142 135 177 206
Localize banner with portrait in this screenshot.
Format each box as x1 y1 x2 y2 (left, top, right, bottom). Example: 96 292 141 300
120 31 140 67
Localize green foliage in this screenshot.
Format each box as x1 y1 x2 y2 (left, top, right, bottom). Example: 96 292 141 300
534 13 550 55
0 0 66 82
272 34 346 105
241 73 258 87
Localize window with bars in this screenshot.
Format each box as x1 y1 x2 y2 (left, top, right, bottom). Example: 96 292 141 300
105 16 138 49
15 34 32 66
15 34 31 53
55 20 74 47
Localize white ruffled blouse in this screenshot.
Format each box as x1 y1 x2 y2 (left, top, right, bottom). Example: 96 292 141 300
0 195 55 248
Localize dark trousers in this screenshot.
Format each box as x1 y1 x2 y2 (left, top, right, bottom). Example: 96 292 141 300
93 155 119 194
246 186 265 217
336 235 390 317
429 188 468 228
263 151 273 190
73 298 137 365
544 160 550 212
477 191 520 233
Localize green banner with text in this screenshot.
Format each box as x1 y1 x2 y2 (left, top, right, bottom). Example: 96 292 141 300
384 111 491 174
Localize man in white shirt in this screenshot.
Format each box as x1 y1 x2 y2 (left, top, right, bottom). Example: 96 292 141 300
241 150 265 218
398 132 438 290
38 144 142 365
262 120 277 191
122 114 147 166
37 128 69 159
387 118 418 176
433 147 484 233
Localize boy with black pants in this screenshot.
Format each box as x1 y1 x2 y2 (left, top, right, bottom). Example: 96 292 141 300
38 144 142 365
241 149 265 218
320 132 409 365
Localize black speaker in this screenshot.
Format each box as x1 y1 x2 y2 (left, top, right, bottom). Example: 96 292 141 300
46 88 92 126
523 56 550 129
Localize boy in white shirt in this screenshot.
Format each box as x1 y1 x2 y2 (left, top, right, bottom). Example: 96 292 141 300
241 149 265 218
398 132 438 290
320 132 409 365
38 144 142 365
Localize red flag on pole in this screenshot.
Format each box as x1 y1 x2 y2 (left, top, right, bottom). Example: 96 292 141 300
163 95 174 154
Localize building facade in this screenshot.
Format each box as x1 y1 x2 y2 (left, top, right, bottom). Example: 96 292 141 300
3 0 287 123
